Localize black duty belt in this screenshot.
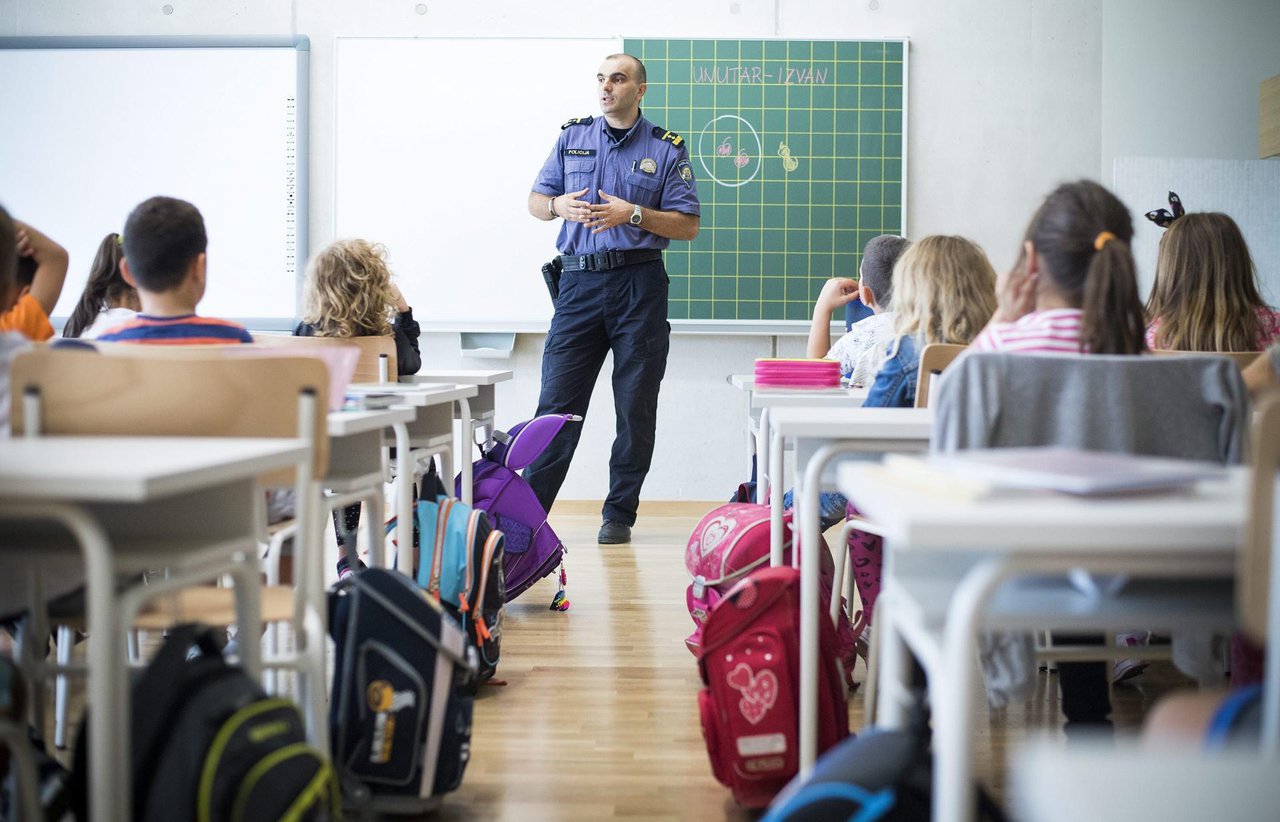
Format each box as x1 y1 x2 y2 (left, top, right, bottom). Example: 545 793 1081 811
558 249 664 273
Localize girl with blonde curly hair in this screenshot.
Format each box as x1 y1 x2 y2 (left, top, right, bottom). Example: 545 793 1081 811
294 238 421 374
294 239 421 577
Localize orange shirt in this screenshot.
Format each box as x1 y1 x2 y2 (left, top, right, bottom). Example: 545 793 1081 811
0 293 54 341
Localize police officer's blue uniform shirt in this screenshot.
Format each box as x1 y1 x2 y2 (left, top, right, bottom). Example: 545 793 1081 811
532 111 701 256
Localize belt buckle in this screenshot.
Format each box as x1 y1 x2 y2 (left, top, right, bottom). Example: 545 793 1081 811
609 250 626 269
591 251 607 272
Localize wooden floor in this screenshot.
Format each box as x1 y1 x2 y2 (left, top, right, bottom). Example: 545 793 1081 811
436 502 1195 821
43 502 1197 820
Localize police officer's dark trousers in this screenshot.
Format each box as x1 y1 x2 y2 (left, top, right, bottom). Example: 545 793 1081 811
525 258 669 527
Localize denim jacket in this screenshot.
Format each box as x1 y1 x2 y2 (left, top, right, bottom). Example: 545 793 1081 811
862 334 919 409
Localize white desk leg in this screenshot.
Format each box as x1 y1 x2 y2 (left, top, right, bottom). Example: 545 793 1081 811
769 422 785 568
934 558 1007 822
874 587 911 728
758 406 771 506
392 421 413 576
456 396 473 506
798 441 874 776
798 463 822 777
47 506 127 821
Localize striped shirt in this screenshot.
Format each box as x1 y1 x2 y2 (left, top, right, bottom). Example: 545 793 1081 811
970 308 1085 354
96 314 254 345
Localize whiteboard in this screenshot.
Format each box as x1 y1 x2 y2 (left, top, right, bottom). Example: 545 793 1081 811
0 37 308 328
1113 157 1280 305
334 37 621 331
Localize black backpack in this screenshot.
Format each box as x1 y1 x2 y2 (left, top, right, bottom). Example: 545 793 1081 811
328 568 476 815
762 697 1008 821
73 624 339 821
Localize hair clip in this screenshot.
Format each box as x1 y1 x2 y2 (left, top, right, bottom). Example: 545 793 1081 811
1144 191 1184 229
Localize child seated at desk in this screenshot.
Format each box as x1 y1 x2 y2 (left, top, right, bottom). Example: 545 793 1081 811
97 196 253 344
970 179 1147 728
294 238 421 577
805 234 911 387
0 218 68 343
61 232 139 340
1144 212 1280 352
837 236 997 646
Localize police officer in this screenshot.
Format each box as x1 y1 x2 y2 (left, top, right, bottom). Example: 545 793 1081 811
527 53 701 544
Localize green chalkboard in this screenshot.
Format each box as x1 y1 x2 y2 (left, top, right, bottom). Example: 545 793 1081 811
625 38 907 323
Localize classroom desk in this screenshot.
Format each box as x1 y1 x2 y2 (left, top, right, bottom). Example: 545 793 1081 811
403 368 513 443
324 406 416 571
838 462 1248 822
404 369 514 507
0 436 309 822
728 373 869 504
346 383 478 575
761 406 932 781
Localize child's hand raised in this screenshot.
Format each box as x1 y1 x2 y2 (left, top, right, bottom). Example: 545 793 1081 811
993 242 1038 324
815 277 861 312
388 282 410 314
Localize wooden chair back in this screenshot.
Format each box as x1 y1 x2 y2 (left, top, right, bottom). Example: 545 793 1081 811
10 347 329 480
255 333 397 383
1151 349 1262 370
1243 392 1280 644
914 343 967 408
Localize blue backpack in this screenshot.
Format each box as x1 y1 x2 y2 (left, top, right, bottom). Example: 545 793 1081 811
414 495 505 692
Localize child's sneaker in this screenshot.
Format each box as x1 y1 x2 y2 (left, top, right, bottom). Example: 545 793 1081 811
336 554 367 580
1112 631 1150 683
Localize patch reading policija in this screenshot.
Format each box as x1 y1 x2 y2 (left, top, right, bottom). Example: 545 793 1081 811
653 127 684 147
564 148 597 157
677 159 694 186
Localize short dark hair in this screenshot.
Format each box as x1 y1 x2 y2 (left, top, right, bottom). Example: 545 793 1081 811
607 53 646 84
122 196 207 292
859 234 911 309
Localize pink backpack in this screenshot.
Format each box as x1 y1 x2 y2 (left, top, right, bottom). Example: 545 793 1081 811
685 504 857 681
697 566 851 808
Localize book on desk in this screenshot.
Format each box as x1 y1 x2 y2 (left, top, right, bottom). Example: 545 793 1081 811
882 448 1229 499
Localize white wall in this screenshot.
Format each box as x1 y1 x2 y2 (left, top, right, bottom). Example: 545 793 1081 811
1102 0 1280 178
8 0 1209 505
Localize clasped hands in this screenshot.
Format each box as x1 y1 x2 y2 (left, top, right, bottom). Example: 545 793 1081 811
555 187 635 234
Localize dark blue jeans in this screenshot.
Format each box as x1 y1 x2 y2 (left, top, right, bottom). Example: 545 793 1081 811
524 258 670 527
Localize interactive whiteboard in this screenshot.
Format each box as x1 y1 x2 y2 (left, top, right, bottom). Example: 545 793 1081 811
0 37 308 328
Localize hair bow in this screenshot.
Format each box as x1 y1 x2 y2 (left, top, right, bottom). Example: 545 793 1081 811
1144 191 1185 229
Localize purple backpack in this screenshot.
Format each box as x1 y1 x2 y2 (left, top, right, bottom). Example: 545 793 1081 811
459 414 579 608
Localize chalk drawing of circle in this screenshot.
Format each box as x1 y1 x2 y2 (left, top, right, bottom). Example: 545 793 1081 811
697 114 763 188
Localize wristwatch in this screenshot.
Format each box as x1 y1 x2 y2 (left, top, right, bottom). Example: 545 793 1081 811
629 204 643 226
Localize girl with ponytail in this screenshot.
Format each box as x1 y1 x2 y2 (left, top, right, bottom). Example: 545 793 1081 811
969 180 1151 730
972 180 1146 355
61 232 138 338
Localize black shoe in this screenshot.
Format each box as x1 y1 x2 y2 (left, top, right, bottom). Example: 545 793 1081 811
597 520 632 544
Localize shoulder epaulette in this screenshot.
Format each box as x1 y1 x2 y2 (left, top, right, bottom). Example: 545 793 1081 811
653 127 684 147
561 116 594 129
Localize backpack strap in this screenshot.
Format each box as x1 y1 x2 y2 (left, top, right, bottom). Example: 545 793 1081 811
130 624 226 804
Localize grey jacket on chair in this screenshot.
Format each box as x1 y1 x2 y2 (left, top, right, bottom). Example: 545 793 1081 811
933 352 1249 465
930 352 1250 705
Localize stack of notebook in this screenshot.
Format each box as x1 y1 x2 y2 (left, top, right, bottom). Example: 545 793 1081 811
753 358 842 389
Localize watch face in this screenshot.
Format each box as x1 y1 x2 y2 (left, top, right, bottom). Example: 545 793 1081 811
630 206 642 225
